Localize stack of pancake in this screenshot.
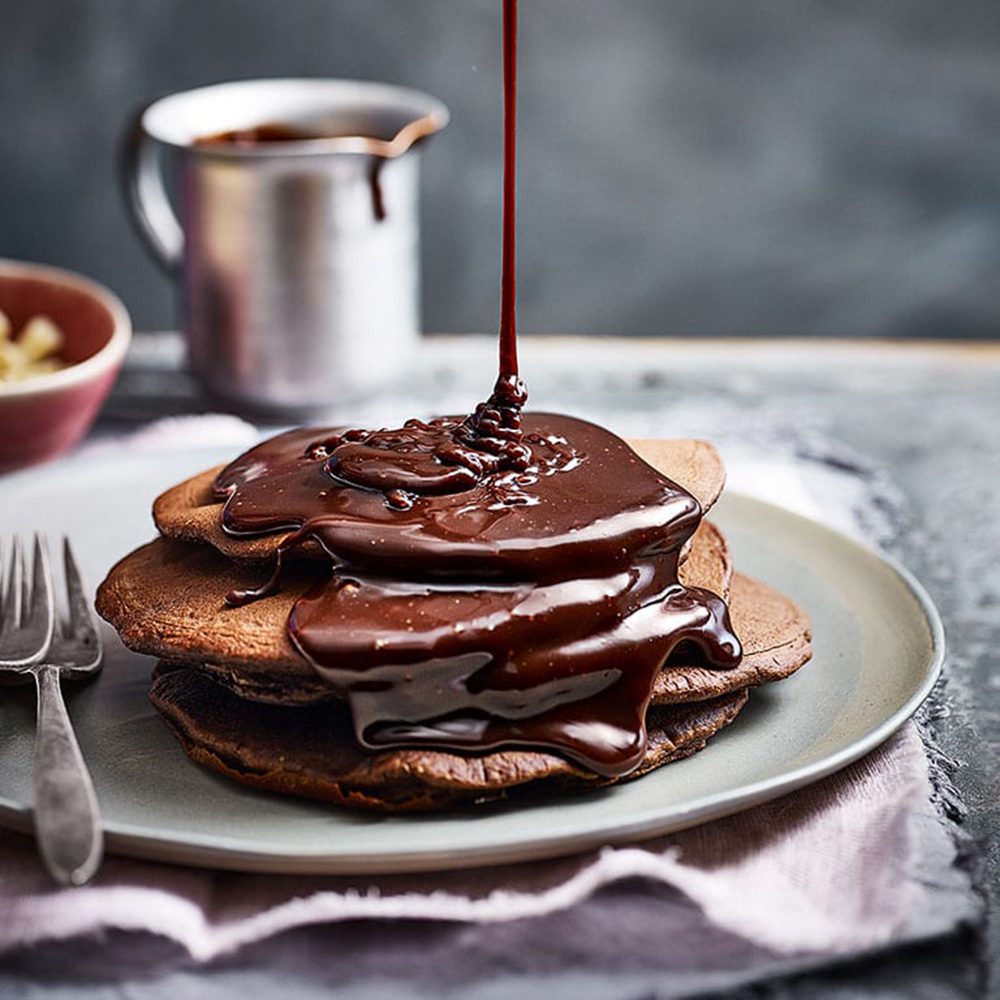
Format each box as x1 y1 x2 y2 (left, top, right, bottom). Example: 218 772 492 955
96 437 811 812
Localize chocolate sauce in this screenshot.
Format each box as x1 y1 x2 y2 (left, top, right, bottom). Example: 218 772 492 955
211 0 743 777
194 122 327 146
215 415 740 775
499 0 519 378
368 157 387 223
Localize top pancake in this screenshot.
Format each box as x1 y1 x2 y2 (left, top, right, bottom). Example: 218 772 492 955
152 437 728 565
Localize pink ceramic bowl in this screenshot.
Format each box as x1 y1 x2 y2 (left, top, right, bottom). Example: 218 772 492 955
0 259 131 474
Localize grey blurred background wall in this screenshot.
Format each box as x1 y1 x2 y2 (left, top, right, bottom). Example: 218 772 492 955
2 0 999 338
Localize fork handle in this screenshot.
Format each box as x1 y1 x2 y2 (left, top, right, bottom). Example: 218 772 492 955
32 665 104 885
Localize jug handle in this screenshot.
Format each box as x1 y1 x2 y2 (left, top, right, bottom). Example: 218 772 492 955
121 110 184 275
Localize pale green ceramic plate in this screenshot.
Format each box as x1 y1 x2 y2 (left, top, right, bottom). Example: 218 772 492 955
0 446 944 874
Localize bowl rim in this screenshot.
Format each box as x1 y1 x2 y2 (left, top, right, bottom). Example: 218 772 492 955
0 258 132 399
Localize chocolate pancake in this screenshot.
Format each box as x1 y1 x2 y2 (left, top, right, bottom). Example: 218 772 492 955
199 570 807 708
151 437 728 565
96 519 733 686
149 661 750 811
192 567 809 712
97 512 809 711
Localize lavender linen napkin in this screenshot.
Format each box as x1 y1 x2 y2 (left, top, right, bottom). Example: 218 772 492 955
0 416 983 997
0 724 956 956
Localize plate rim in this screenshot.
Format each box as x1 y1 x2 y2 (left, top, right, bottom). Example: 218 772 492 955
0 485 945 874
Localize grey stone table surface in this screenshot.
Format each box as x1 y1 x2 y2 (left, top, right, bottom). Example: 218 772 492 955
6 334 998 998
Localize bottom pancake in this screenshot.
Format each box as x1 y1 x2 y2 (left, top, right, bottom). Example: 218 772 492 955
150 662 750 812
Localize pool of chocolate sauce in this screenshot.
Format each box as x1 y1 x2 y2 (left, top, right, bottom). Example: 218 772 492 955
210 0 742 777
194 123 333 146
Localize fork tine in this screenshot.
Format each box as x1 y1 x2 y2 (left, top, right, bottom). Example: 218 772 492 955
61 538 95 638
25 534 54 638
23 536 41 626
6 537 24 629
31 533 48 608
0 540 13 640
0 538 9 628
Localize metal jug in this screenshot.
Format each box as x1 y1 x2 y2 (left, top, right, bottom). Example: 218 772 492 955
124 78 448 416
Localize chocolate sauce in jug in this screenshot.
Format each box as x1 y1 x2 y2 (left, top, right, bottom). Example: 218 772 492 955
212 0 742 777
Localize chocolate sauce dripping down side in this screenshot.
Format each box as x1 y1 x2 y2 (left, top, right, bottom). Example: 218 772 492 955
367 157 387 223
210 0 743 778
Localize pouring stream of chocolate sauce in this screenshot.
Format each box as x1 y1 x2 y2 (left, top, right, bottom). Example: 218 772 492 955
499 0 519 379
212 0 741 777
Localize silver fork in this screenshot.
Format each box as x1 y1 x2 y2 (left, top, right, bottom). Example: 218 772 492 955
0 537 104 885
